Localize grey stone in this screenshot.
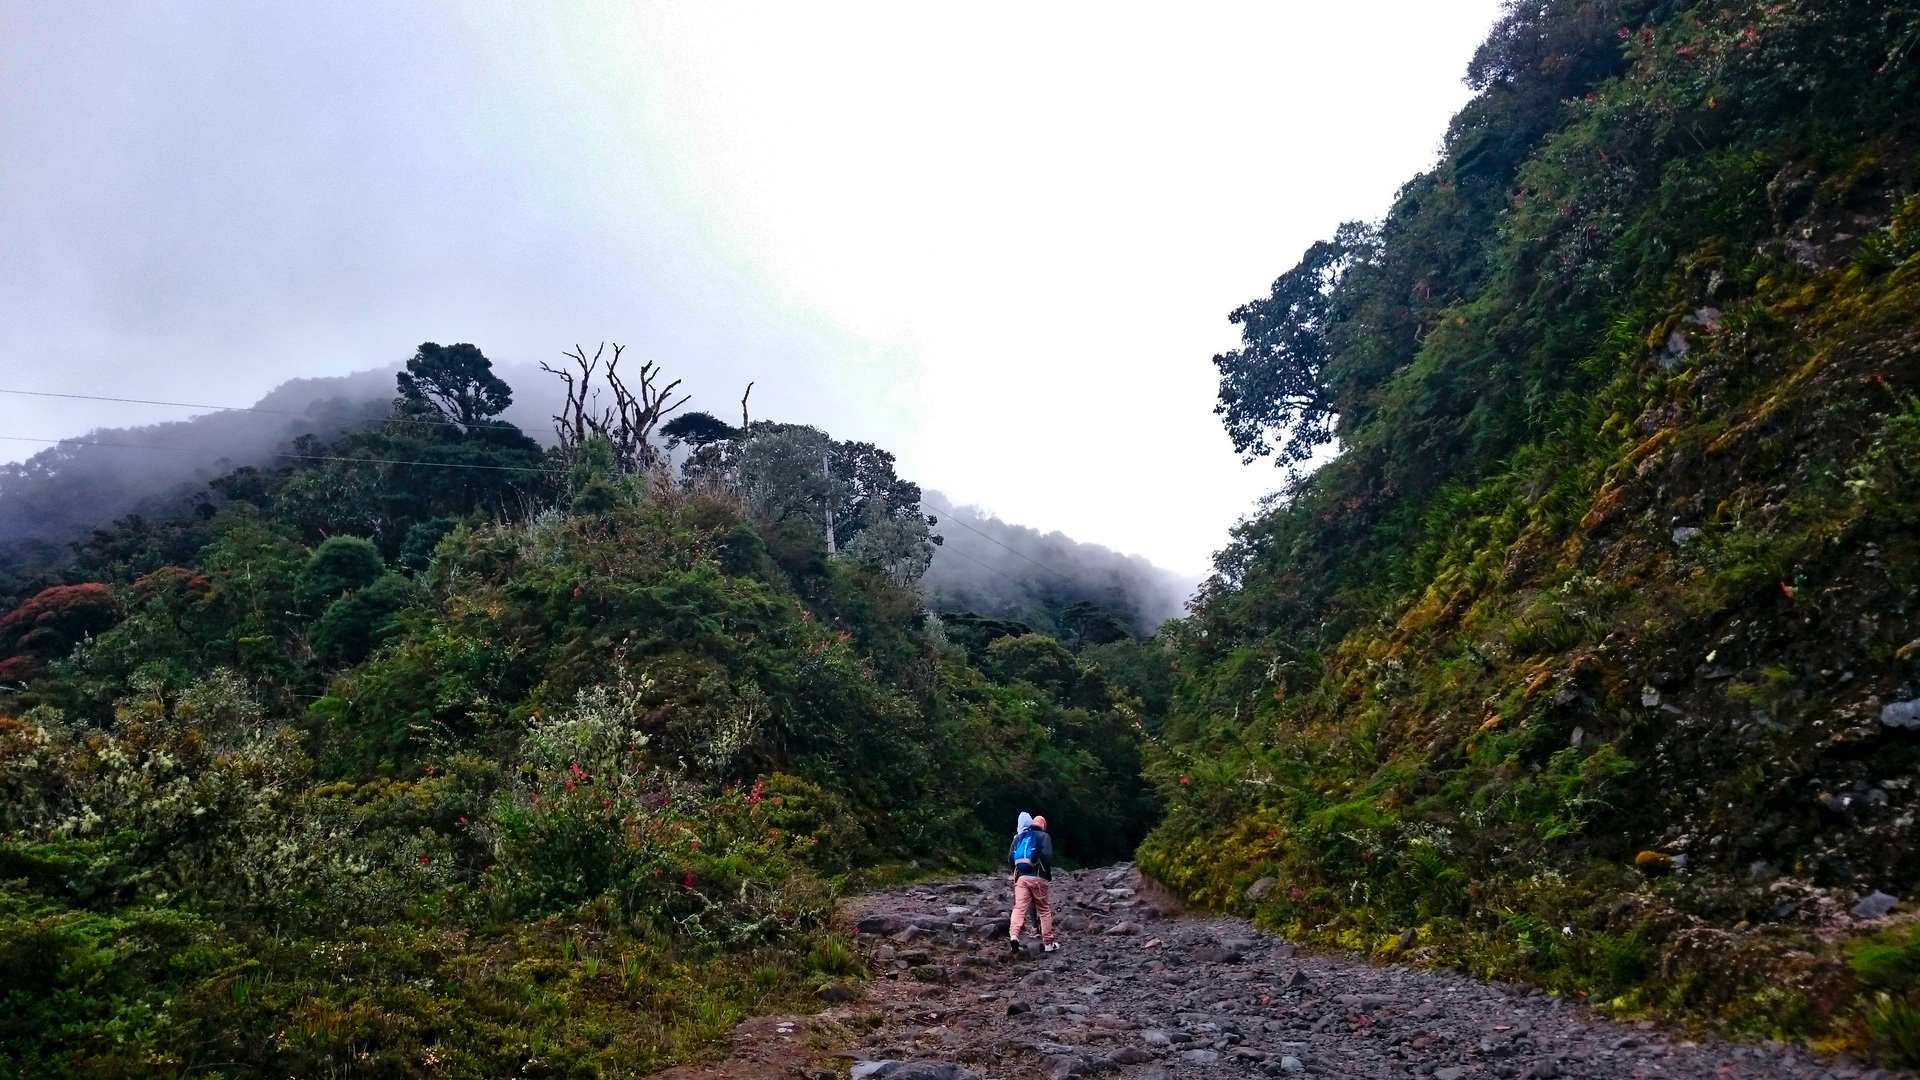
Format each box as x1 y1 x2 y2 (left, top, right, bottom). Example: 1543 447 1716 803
1279 1057 1305 1073
1659 328 1690 368
1673 526 1703 544
1246 877 1279 902
857 915 908 935
1853 890 1899 918
1434 1069 1467 1080
1040 1054 1082 1080
1107 1046 1155 1065
1104 921 1142 936
868 1064 981 1080
1881 700 1920 730
1180 1049 1221 1065
1143 1030 1171 1046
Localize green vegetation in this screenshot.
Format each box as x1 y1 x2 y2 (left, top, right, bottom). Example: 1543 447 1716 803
0 344 1163 1076
1151 0 1920 1057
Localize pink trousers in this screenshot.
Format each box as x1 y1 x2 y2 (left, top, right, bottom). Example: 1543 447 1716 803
1010 875 1054 943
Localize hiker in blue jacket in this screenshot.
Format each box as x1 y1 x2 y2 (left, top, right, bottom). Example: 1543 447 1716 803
1008 814 1057 953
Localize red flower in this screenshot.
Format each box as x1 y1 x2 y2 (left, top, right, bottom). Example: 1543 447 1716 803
1180 776 1191 786
684 871 694 889
420 856 430 864
1780 581 1796 599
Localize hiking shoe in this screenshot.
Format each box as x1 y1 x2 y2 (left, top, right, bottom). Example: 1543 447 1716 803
1043 942 1059 953
1008 937 1021 954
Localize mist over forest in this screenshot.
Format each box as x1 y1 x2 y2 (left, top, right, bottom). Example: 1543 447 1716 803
919 492 1193 638
0 363 556 552
0 362 1190 638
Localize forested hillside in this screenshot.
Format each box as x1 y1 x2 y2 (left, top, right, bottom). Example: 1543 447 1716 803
1144 0 1920 1055
0 345 1165 1077
0 367 400 555
920 491 1193 640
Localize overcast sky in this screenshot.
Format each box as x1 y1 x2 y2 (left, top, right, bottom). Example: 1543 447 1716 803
0 1 1503 574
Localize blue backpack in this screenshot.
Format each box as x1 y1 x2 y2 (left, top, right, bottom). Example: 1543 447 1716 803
1010 828 1040 875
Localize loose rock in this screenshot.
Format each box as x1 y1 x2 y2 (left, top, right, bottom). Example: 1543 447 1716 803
1853 890 1899 918
718 865 1869 1080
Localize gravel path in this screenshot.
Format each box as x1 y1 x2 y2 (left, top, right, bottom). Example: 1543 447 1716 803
818 864 1885 1080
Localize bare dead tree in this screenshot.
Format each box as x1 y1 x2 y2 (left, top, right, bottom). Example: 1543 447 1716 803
740 381 754 431
540 344 602 456
541 343 691 472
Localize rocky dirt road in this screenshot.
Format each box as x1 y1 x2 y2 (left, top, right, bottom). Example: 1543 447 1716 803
653 865 1887 1080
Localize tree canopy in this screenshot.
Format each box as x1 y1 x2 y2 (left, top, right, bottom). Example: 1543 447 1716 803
396 341 514 428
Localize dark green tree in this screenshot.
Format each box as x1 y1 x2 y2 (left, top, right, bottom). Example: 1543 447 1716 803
1212 229 1362 467
298 536 383 612
660 411 740 447
1059 600 1131 650
397 342 513 429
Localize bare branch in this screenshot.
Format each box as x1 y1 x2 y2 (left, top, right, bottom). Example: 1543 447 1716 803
543 342 689 473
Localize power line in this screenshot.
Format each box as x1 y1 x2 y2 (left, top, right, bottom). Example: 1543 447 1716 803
0 387 479 433
931 540 1031 588
0 435 549 474
934 509 1081 585
9 387 1093 581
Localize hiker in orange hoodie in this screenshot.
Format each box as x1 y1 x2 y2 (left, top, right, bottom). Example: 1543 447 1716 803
1008 814 1057 953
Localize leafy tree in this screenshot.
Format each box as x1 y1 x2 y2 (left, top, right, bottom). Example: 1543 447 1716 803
739 424 837 527
0 583 120 682
986 633 1079 698
1059 600 1132 649
396 341 514 428
660 411 740 447
1213 229 1363 466
298 536 383 612
311 572 413 665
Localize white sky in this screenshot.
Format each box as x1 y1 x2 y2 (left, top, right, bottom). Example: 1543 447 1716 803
0 1 1503 575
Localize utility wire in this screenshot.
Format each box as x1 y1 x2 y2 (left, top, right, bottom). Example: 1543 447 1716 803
0 387 481 432
0 435 549 474
7 387 1092 581
934 508 1081 585
931 540 1031 589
